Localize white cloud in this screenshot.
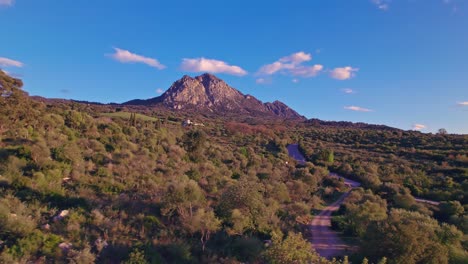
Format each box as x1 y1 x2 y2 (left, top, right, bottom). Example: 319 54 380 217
290 65 324 77
371 0 390 10
412 124 427 130
292 78 299 83
330 66 359 80
0 0 14 7
180 57 247 76
342 88 355 94
258 61 284 75
344 106 373 112
109 48 166 69
256 78 266 84
279 51 312 65
257 51 323 78
0 57 24 68
156 88 164 94
457 101 468 106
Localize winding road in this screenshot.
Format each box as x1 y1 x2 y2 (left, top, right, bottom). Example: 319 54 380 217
286 144 306 164
287 143 440 259
287 144 358 259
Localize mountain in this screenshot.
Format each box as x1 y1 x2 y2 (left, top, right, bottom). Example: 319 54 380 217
124 73 304 120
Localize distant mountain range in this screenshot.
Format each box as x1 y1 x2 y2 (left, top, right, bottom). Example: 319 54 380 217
124 73 305 120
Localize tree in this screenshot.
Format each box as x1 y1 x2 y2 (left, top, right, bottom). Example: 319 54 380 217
363 209 450 264
183 130 206 161
67 245 96 264
263 232 322 264
124 249 148 264
217 179 268 233
183 208 220 252
317 149 334 163
336 189 387 237
437 128 448 135
161 177 206 219
437 201 464 221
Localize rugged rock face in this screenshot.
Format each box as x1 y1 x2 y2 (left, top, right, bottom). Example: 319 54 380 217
124 73 304 119
265 100 303 119
161 74 246 111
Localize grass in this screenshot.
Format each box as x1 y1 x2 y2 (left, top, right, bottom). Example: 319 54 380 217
100 112 159 122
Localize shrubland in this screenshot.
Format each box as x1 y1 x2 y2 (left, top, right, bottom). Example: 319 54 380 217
0 71 466 263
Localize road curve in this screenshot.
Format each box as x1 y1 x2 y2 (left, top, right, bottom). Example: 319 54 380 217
287 144 306 164
286 144 439 258
287 144 357 259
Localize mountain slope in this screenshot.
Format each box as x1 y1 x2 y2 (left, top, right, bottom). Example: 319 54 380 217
124 73 304 120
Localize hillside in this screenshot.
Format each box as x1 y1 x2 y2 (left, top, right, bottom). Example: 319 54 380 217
0 71 467 263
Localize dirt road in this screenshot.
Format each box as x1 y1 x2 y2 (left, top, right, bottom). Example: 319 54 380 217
286 144 438 259
308 192 355 259
287 144 358 259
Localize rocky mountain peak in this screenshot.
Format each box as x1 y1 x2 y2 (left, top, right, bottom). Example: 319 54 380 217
124 73 304 120
160 73 243 109
195 73 221 82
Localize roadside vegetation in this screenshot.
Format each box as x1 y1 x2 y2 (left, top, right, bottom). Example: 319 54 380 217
0 71 466 263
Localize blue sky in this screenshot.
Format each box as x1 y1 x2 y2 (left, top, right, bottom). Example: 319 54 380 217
1 0 467 133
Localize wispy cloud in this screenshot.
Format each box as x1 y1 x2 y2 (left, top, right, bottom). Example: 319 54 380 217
292 78 299 83
181 57 247 76
342 88 355 94
330 66 359 80
290 65 324 77
257 51 323 78
412 124 427 130
443 0 460 13
279 51 312 65
156 88 164 94
0 57 24 68
0 0 14 7
457 101 468 106
108 48 166 69
344 105 373 112
256 78 267 84
371 0 390 10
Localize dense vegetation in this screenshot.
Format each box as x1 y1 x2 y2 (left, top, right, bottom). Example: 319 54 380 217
0 71 466 263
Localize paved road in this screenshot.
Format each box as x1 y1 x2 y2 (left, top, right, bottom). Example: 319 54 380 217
287 144 306 164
